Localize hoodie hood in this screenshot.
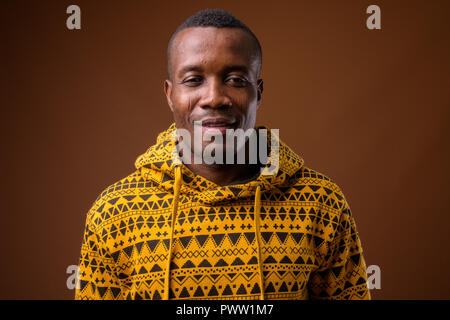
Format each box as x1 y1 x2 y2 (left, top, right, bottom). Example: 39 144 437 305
135 123 304 204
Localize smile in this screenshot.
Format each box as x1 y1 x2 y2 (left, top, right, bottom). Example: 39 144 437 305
199 118 237 127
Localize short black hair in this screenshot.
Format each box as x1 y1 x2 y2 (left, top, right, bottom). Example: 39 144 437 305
167 9 262 78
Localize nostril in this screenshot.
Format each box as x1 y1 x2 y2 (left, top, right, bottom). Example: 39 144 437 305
201 103 233 110
201 101 232 109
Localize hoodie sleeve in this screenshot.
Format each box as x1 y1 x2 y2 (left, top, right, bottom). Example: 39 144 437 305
75 204 123 300
307 195 371 300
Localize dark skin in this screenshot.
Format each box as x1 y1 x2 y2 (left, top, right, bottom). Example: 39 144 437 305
164 27 264 186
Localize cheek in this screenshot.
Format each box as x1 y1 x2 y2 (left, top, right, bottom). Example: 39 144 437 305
243 105 258 129
171 90 198 126
235 88 258 127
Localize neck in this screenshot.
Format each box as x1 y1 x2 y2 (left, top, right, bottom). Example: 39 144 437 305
177 134 263 186
184 162 261 187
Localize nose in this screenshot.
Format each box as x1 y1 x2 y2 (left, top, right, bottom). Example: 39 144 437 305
199 78 232 109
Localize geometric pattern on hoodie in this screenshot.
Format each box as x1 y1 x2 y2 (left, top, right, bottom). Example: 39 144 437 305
75 123 371 300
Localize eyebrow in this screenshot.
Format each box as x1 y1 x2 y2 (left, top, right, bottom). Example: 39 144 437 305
177 64 250 77
223 65 249 74
178 65 203 77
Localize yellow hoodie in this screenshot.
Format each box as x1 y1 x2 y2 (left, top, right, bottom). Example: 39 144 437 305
75 123 370 300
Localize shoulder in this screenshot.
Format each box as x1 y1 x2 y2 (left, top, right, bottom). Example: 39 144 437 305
85 169 159 230
289 165 349 212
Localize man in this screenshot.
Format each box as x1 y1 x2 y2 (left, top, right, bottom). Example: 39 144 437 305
75 9 370 300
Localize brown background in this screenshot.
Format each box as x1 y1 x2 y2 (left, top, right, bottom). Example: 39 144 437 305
1 0 449 299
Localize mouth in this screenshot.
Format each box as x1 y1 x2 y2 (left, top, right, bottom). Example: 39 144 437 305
196 118 238 135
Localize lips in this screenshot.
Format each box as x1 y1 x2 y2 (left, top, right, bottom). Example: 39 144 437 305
194 117 238 135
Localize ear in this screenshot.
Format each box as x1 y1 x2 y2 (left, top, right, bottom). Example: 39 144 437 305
164 79 174 112
256 78 264 108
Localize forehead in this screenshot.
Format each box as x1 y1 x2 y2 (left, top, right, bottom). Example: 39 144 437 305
170 27 259 74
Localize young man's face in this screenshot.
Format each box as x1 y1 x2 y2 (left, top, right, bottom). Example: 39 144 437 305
164 27 263 159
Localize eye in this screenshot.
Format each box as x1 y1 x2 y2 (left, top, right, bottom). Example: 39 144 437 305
226 76 249 87
182 76 203 87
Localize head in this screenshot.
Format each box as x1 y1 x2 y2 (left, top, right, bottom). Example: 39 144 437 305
164 9 263 161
